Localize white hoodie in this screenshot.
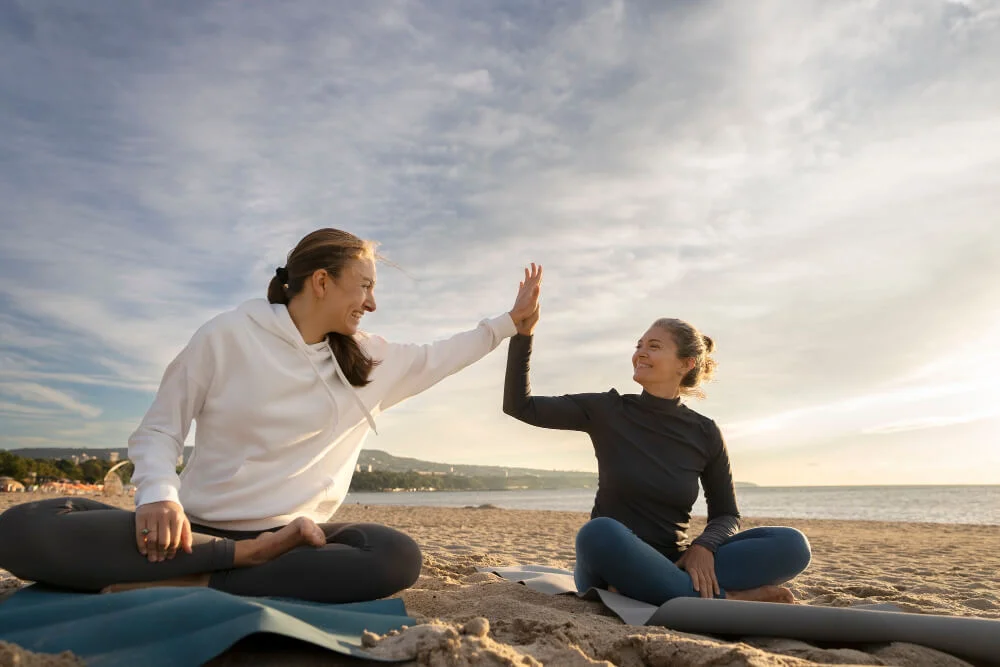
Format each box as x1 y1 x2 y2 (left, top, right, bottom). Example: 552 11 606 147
129 299 517 531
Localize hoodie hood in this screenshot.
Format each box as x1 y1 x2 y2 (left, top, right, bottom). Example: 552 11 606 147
239 298 305 348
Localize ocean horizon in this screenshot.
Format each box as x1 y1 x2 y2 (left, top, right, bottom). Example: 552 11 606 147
345 484 1000 526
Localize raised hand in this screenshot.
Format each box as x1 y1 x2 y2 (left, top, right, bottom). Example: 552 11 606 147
509 263 542 334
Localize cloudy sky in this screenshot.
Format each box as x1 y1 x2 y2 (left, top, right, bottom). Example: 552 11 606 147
1 0 998 486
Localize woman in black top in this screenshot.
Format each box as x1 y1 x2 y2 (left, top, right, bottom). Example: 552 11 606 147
504 287 810 605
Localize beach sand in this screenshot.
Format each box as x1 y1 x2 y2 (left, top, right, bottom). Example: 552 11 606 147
2 492 998 666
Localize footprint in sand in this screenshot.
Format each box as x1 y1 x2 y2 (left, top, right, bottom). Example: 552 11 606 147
962 597 997 611
842 584 900 597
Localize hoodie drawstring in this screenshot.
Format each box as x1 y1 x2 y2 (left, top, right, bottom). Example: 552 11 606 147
296 337 379 434
327 343 379 434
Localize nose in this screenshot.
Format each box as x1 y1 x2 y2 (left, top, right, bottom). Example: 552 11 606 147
365 294 376 313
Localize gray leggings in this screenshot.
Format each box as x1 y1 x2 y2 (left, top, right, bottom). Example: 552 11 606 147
0 497 422 603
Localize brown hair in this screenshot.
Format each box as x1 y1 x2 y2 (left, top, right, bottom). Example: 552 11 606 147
267 228 380 387
651 318 717 397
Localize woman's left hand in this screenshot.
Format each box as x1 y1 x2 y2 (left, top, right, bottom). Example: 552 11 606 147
509 263 543 329
676 544 719 598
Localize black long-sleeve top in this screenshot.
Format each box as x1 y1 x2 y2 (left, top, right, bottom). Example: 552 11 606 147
503 334 741 559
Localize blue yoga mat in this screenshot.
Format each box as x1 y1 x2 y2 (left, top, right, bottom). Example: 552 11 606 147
0 585 414 666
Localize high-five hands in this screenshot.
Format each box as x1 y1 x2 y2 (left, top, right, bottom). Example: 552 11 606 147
510 263 543 336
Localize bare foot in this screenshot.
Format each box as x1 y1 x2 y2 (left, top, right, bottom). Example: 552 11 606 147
725 585 796 604
101 518 326 593
102 573 210 594
233 516 327 567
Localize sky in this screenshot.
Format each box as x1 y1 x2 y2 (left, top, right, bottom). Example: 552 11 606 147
1 0 998 487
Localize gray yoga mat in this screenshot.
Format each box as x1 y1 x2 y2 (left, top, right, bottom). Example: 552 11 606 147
482 565 1000 665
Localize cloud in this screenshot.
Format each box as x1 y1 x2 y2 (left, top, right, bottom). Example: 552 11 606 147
862 410 1000 435
0 382 102 419
0 1 998 482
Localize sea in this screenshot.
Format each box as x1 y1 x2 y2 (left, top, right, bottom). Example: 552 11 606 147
345 485 1000 526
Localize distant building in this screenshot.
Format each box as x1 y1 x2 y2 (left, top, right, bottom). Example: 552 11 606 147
108 451 120 463
0 476 25 492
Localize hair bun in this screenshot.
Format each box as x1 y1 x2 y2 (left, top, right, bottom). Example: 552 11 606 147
702 334 714 353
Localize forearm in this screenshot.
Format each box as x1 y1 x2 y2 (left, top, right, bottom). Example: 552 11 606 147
380 313 517 410
129 427 184 506
502 334 534 419
691 514 741 552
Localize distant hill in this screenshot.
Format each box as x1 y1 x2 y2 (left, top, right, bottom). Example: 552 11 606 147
4 446 757 486
356 450 597 479
4 447 595 479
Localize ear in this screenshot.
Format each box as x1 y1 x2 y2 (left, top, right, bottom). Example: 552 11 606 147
309 269 330 298
684 357 697 373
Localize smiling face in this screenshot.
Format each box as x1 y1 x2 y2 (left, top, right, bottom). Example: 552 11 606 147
632 325 695 392
321 256 377 335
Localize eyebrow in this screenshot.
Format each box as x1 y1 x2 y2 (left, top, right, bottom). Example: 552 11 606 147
639 338 664 344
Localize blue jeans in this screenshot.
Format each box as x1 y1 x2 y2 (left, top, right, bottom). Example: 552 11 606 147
574 517 811 605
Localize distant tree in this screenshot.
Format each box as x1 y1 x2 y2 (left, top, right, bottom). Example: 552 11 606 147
0 452 30 481
55 459 84 480
80 459 107 484
31 459 63 482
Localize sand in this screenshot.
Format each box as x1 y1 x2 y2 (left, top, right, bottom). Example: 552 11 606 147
1 492 998 666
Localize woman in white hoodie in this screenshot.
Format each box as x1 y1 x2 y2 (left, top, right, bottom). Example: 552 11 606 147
0 228 542 603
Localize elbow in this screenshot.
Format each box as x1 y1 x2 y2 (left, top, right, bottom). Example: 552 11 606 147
502 399 530 423
501 393 516 417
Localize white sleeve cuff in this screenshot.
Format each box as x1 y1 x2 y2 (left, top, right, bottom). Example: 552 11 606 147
135 482 181 508
489 312 518 339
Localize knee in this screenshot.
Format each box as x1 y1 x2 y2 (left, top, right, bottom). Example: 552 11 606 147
776 527 811 574
372 530 423 597
0 501 38 571
0 507 17 563
575 517 629 559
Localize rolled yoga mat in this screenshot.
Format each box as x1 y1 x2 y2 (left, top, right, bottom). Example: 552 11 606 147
482 565 1000 665
648 597 1000 665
